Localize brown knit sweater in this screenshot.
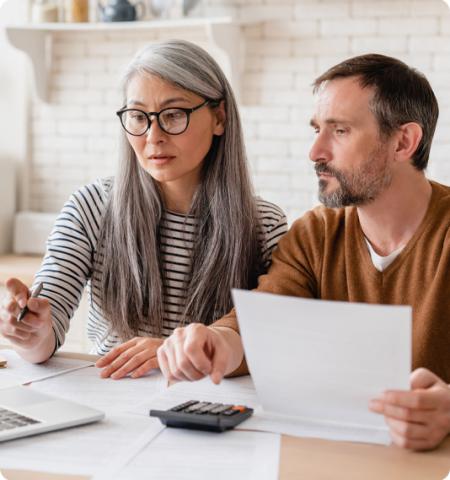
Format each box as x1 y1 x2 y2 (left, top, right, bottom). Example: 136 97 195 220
215 181 450 382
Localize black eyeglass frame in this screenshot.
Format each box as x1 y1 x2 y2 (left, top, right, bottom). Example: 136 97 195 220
116 99 220 136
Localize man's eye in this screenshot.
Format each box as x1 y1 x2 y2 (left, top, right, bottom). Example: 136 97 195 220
335 128 346 135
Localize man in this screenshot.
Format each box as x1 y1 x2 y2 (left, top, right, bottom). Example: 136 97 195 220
157 54 450 451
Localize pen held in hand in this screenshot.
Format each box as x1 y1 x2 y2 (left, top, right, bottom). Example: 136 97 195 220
17 282 44 322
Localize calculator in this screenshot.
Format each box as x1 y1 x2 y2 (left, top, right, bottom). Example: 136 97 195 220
149 400 254 432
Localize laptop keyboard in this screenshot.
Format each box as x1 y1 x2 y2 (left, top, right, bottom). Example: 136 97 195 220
0 407 41 431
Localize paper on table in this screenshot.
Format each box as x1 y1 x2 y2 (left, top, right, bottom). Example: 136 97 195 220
232 289 412 445
30 363 167 413
0 413 164 476
0 365 168 475
105 427 281 480
99 377 280 480
131 375 259 416
0 349 93 389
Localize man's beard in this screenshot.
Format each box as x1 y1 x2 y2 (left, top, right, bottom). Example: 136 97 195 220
315 145 393 208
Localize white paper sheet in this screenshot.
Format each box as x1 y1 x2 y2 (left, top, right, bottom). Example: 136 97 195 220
106 428 281 480
132 375 259 416
232 289 412 445
0 359 167 475
0 349 93 389
29 363 167 413
0 413 164 476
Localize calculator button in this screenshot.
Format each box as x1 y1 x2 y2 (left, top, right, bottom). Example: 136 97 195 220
231 405 246 412
195 403 223 414
184 402 211 413
222 409 240 416
209 404 233 415
170 400 198 412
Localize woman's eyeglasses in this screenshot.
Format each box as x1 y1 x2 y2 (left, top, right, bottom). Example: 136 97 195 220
116 100 218 136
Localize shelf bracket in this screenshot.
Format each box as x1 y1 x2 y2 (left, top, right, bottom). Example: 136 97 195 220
6 27 52 102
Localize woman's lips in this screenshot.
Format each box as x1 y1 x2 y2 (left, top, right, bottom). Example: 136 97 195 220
148 155 176 165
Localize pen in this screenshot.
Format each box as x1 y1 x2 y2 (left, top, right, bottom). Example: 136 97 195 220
17 282 44 322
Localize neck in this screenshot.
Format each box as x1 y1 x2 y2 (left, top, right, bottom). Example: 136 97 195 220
357 168 432 256
160 178 199 214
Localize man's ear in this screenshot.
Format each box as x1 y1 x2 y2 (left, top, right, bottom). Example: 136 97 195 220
394 122 423 163
212 100 226 136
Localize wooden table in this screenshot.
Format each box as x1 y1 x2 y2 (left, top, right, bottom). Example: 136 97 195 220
1 351 449 480
0 254 43 287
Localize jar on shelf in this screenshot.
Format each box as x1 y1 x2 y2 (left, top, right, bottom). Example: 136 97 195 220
31 0 59 23
65 0 89 22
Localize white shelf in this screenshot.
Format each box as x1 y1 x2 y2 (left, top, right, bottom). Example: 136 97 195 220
5 17 250 102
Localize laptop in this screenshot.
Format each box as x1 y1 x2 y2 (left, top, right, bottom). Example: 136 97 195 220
0 385 105 442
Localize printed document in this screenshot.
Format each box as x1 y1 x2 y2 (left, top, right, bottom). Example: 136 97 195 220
232 289 412 445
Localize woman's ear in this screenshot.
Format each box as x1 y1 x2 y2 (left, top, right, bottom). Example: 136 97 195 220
394 122 423 164
212 100 226 136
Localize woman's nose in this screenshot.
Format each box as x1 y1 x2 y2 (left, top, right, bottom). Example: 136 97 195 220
145 118 166 144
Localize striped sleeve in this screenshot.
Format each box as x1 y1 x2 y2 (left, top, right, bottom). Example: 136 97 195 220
33 179 110 349
256 198 288 269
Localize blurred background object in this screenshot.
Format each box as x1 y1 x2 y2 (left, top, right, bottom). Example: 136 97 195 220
30 0 59 23
98 0 145 22
65 0 89 22
150 0 200 18
0 159 16 255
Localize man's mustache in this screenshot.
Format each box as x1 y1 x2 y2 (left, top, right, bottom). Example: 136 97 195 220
315 163 336 176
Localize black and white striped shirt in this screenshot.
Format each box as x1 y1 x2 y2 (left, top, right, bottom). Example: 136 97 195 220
34 178 287 355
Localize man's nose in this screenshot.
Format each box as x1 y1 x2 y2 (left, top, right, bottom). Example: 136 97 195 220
309 132 330 164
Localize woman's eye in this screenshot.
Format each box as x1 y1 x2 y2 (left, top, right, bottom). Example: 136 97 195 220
131 113 146 122
165 111 184 120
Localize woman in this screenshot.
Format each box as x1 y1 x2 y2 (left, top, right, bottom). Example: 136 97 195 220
0 40 287 379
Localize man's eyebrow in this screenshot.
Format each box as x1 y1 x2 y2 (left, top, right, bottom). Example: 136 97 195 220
309 118 351 127
126 97 192 108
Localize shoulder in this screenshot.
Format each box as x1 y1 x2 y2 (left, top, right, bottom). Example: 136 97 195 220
56 178 114 240
255 197 287 233
291 204 345 231
68 177 113 208
428 181 450 240
430 180 450 211
287 204 348 248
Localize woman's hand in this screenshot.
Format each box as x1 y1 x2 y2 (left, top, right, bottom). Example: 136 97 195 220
96 336 163 379
157 323 244 384
0 278 54 359
369 368 450 450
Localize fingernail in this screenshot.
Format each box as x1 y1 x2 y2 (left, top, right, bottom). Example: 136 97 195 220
18 298 26 308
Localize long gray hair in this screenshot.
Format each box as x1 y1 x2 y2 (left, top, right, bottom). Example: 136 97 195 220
96 40 263 340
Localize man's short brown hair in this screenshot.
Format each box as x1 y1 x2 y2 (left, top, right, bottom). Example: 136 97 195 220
313 54 439 171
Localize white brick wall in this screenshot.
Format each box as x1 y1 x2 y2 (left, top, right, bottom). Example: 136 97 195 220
29 0 450 222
